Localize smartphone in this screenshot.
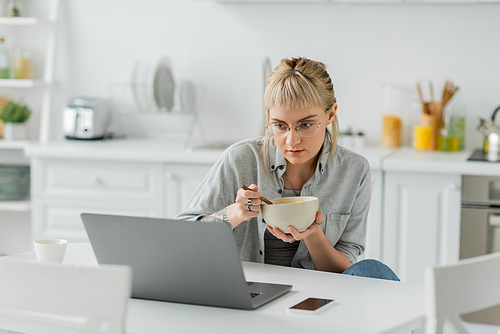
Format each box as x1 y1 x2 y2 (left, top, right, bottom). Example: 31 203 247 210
288 297 334 313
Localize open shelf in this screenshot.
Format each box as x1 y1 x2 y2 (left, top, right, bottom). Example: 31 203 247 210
0 79 38 88
0 17 38 25
0 140 33 150
0 200 31 212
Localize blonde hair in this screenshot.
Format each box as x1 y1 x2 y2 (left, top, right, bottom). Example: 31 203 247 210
263 57 339 170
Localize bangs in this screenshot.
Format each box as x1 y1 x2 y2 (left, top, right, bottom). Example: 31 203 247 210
264 74 323 112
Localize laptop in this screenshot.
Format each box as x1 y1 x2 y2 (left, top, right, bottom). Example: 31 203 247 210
81 213 292 310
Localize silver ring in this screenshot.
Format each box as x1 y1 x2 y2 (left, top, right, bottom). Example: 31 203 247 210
314 220 321 225
247 204 252 212
289 238 295 243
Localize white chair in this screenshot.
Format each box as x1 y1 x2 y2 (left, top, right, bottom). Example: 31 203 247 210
424 252 500 334
0 260 132 334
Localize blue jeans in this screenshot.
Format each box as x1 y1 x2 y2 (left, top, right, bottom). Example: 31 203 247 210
342 259 400 281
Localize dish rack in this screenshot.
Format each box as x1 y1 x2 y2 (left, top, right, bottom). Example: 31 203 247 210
108 83 207 148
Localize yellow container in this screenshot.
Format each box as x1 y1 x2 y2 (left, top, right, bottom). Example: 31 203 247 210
381 114 402 147
413 126 431 151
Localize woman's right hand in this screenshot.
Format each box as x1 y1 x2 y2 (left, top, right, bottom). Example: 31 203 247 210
203 184 263 229
233 184 262 223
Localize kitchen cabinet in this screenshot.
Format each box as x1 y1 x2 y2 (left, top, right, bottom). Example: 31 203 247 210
32 200 162 242
164 164 213 218
31 157 165 242
25 139 225 243
29 156 215 242
32 158 164 201
382 171 461 283
350 147 394 261
363 168 383 260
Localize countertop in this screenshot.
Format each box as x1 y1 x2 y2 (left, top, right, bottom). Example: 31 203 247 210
24 138 225 165
383 147 500 176
22 138 500 176
23 138 393 170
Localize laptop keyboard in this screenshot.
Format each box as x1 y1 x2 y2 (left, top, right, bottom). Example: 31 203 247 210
250 292 262 298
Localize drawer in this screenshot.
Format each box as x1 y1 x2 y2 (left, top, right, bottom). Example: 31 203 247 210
32 158 163 201
32 200 163 242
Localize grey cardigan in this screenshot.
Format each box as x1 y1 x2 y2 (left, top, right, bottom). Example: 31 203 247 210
175 137 371 269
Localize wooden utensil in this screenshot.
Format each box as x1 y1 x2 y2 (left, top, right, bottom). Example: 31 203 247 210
442 81 458 108
241 185 273 205
416 83 425 105
417 83 431 115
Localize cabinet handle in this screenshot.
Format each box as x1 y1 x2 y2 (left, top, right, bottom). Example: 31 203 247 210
90 174 103 184
165 171 178 181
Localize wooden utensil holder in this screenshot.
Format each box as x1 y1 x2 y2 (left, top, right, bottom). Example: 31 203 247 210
421 102 443 151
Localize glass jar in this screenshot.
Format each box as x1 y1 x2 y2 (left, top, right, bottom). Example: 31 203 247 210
381 83 418 147
440 91 466 151
7 0 22 17
13 49 33 79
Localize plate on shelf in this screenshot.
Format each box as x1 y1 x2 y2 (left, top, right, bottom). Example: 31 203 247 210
180 80 197 114
153 57 175 112
263 57 272 90
139 61 156 112
130 60 144 112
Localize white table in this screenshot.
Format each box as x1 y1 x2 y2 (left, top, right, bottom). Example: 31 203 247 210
4 243 425 334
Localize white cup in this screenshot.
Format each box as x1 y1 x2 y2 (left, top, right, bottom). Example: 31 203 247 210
33 239 68 264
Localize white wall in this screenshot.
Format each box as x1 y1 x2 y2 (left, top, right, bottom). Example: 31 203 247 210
8 0 500 148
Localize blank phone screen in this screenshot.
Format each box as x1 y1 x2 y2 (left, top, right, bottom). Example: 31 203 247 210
289 298 334 311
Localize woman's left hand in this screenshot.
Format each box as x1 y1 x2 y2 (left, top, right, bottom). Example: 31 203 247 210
266 211 324 243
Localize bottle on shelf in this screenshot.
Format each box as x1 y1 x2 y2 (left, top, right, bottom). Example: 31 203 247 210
0 37 11 79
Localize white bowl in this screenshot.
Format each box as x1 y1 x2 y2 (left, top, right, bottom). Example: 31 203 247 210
33 239 67 264
261 196 319 233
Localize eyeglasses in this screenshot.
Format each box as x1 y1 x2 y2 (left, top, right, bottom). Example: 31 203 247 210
265 115 326 138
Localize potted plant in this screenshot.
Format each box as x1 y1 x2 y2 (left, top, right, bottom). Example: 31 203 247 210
0 100 31 140
7 0 22 17
0 95 9 139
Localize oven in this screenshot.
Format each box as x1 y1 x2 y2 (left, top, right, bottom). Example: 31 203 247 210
460 175 500 325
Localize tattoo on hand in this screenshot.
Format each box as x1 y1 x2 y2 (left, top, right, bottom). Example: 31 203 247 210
201 208 229 224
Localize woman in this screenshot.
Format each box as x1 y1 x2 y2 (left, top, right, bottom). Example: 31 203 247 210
176 57 398 280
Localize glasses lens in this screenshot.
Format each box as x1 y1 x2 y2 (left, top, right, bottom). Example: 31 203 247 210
296 122 318 137
267 123 289 138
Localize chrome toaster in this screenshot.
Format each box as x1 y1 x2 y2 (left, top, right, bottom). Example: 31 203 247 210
63 96 111 140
